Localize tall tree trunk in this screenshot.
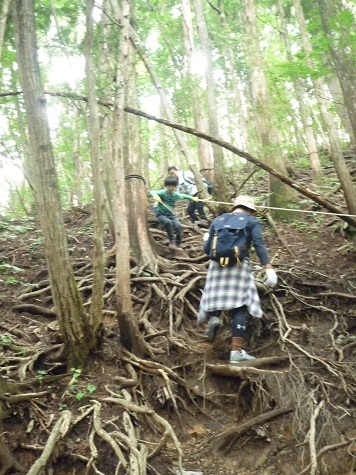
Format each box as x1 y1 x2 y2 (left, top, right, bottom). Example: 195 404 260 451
180 0 212 178
277 0 320 174
327 76 354 143
217 5 249 151
129 25 208 199
125 35 158 270
293 0 356 215
242 0 296 218
85 0 106 342
0 0 11 60
112 0 146 356
13 0 90 369
317 0 356 144
193 0 228 203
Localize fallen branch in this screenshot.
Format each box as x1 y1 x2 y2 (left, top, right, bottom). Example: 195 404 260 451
212 407 294 453
12 304 57 318
124 107 356 227
207 356 289 378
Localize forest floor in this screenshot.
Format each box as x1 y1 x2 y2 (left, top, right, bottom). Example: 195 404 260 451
1 185 356 475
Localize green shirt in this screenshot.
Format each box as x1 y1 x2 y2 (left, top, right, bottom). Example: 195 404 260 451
150 189 192 216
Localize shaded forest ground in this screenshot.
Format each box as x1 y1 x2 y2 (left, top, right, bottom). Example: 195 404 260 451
0 166 356 475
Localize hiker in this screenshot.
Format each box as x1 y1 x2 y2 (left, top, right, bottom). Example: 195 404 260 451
168 166 211 225
150 176 199 249
198 195 278 363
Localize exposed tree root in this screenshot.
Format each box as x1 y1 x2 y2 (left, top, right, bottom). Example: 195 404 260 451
26 410 72 475
2 224 355 474
211 406 294 453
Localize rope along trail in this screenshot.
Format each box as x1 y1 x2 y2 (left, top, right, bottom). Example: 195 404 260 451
152 197 356 218
198 199 356 219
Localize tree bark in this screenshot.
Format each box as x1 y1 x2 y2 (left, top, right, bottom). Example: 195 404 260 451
125 33 158 271
13 0 90 369
0 0 11 60
112 0 146 356
293 0 356 215
193 0 228 203
129 25 209 201
85 0 106 343
242 0 297 218
277 0 320 174
317 0 356 144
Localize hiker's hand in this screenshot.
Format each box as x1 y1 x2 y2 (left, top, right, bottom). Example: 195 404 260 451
191 196 200 202
203 232 209 242
264 268 278 288
152 194 162 203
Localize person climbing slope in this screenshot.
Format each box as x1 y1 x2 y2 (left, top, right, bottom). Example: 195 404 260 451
150 175 199 250
198 195 278 363
168 165 212 226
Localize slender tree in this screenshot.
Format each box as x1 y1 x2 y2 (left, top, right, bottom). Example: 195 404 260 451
111 0 146 356
0 0 11 60
293 0 356 215
242 0 296 216
129 24 209 201
316 0 356 144
13 0 92 368
277 0 320 174
125 31 158 270
85 0 106 341
193 0 229 202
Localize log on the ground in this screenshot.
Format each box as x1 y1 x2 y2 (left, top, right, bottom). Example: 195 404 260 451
207 356 289 378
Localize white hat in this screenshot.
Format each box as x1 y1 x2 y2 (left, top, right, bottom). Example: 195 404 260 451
232 195 256 211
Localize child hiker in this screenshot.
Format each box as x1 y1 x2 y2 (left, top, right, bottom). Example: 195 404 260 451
150 176 199 250
197 195 278 363
168 165 211 226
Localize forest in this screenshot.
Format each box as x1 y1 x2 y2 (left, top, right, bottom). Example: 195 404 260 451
0 0 355 474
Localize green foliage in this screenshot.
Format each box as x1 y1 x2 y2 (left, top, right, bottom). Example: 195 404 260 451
0 263 24 285
0 334 13 347
0 221 35 234
66 368 96 402
75 384 97 401
36 370 49 380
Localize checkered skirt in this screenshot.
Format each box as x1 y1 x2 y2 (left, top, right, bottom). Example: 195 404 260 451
197 259 262 324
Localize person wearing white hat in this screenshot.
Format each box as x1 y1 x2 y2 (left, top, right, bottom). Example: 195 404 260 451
198 195 278 363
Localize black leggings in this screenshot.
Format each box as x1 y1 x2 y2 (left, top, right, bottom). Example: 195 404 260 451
187 199 207 222
207 305 247 338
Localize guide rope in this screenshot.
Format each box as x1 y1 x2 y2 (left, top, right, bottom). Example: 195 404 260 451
198 199 356 218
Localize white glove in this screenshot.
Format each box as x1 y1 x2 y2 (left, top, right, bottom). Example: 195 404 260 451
203 232 209 242
265 268 278 288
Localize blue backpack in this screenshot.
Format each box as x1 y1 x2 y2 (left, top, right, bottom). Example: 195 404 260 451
208 213 250 266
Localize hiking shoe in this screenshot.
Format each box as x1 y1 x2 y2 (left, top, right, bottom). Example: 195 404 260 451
230 350 256 363
205 317 222 341
168 242 177 250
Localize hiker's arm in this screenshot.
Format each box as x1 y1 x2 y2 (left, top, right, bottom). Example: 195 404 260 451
250 221 270 266
150 190 164 202
203 226 215 255
176 192 196 201
251 221 278 287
